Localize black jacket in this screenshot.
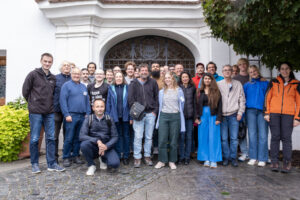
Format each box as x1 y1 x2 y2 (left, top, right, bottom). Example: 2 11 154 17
79 114 118 150
128 77 159 114
22 68 56 114
196 91 222 122
179 83 196 119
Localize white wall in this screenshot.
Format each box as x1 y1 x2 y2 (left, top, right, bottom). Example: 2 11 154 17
0 0 56 102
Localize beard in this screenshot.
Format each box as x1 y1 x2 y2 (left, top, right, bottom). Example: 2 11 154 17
151 70 160 79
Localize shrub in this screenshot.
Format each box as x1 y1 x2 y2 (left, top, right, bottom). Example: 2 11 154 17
0 98 30 162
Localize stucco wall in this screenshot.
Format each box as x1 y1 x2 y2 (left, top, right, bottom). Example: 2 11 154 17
0 0 56 102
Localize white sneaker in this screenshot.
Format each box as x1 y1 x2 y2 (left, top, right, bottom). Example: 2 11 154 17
257 161 266 167
86 165 96 176
169 162 177 170
99 157 107 170
154 161 165 169
247 159 257 166
204 161 210 167
238 154 247 162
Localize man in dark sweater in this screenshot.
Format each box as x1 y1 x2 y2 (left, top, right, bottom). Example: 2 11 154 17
80 99 119 176
53 61 71 162
22 53 65 173
60 67 91 167
128 63 159 168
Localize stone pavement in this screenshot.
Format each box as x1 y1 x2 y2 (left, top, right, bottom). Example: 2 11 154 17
0 157 300 200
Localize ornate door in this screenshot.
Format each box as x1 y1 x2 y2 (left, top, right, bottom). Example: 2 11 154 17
104 36 195 75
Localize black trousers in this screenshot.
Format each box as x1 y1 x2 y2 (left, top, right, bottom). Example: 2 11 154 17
269 113 294 162
54 112 65 159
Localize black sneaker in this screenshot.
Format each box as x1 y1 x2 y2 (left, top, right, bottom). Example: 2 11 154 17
184 159 190 165
231 160 238 167
63 158 71 167
73 156 84 164
222 159 229 166
177 159 184 165
123 158 130 165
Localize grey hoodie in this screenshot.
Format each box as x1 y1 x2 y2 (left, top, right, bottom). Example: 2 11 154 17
217 79 245 116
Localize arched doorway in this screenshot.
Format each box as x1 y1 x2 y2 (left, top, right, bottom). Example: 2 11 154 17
104 35 195 75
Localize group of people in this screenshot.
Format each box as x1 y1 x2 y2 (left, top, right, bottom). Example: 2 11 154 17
22 53 300 176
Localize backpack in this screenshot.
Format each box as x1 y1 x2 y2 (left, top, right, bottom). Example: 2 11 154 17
88 114 112 130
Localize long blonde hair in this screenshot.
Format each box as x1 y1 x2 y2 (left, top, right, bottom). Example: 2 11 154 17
163 71 178 92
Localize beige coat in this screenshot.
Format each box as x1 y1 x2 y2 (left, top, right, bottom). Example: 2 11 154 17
217 79 245 116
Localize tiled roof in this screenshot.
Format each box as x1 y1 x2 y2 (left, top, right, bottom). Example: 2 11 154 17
36 0 201 5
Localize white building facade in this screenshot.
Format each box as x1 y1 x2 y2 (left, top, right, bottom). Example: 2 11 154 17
1 0 299 149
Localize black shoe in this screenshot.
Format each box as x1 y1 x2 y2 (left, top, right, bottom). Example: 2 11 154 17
231 160 238 167
222 159 229 166
184 159 190 165
123 158 129 165
63 158 71 167
270 162 279 172
108 168 118 173
73 156 84 164
178 159 184 165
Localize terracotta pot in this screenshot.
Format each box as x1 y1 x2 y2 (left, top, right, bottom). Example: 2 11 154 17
18 126 44 159
0 98 5 106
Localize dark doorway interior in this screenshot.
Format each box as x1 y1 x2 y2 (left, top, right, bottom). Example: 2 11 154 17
104 35 195 75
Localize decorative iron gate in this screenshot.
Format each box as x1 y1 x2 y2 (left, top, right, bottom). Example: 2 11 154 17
104 36 195 75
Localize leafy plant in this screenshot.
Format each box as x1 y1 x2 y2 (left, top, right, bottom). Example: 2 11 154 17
0 99 30 162
7 96 28 110
202 0 300 69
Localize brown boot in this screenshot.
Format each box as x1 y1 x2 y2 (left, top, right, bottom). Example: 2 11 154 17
281 161 292 173
134 159 141 168
144 157 153 166
270 162 279 172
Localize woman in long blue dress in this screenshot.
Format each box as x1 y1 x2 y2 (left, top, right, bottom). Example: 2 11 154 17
195 73 222 168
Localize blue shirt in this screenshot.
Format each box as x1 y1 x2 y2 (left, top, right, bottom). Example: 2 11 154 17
60 80 91 117
244 78 269 111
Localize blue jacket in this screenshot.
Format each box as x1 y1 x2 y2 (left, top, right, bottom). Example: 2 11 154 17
243 78 269 111
198 73 224 88
53 73 71 113
155 88 186 132
60 80 91 117
106 84 130 122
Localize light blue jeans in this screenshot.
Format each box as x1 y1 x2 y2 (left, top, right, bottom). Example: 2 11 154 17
133 113 156 159
246 108 268 161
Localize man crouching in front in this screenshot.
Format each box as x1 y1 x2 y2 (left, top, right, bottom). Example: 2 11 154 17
79 98 120 176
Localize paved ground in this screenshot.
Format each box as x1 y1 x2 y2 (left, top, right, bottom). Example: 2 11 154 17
0 156 300 200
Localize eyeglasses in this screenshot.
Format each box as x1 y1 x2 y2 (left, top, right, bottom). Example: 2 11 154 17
222 69 232 72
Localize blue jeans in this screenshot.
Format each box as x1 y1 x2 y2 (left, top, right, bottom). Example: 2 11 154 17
246 109 268 161
179 119 193 160
221 113 239 161
63 113 85 159
29 113 55 167
133 113 156 159
115 120 130 159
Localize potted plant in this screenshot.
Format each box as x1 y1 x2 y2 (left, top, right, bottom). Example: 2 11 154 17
0 97 43 162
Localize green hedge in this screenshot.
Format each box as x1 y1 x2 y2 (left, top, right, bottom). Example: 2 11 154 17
0 98 30 162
